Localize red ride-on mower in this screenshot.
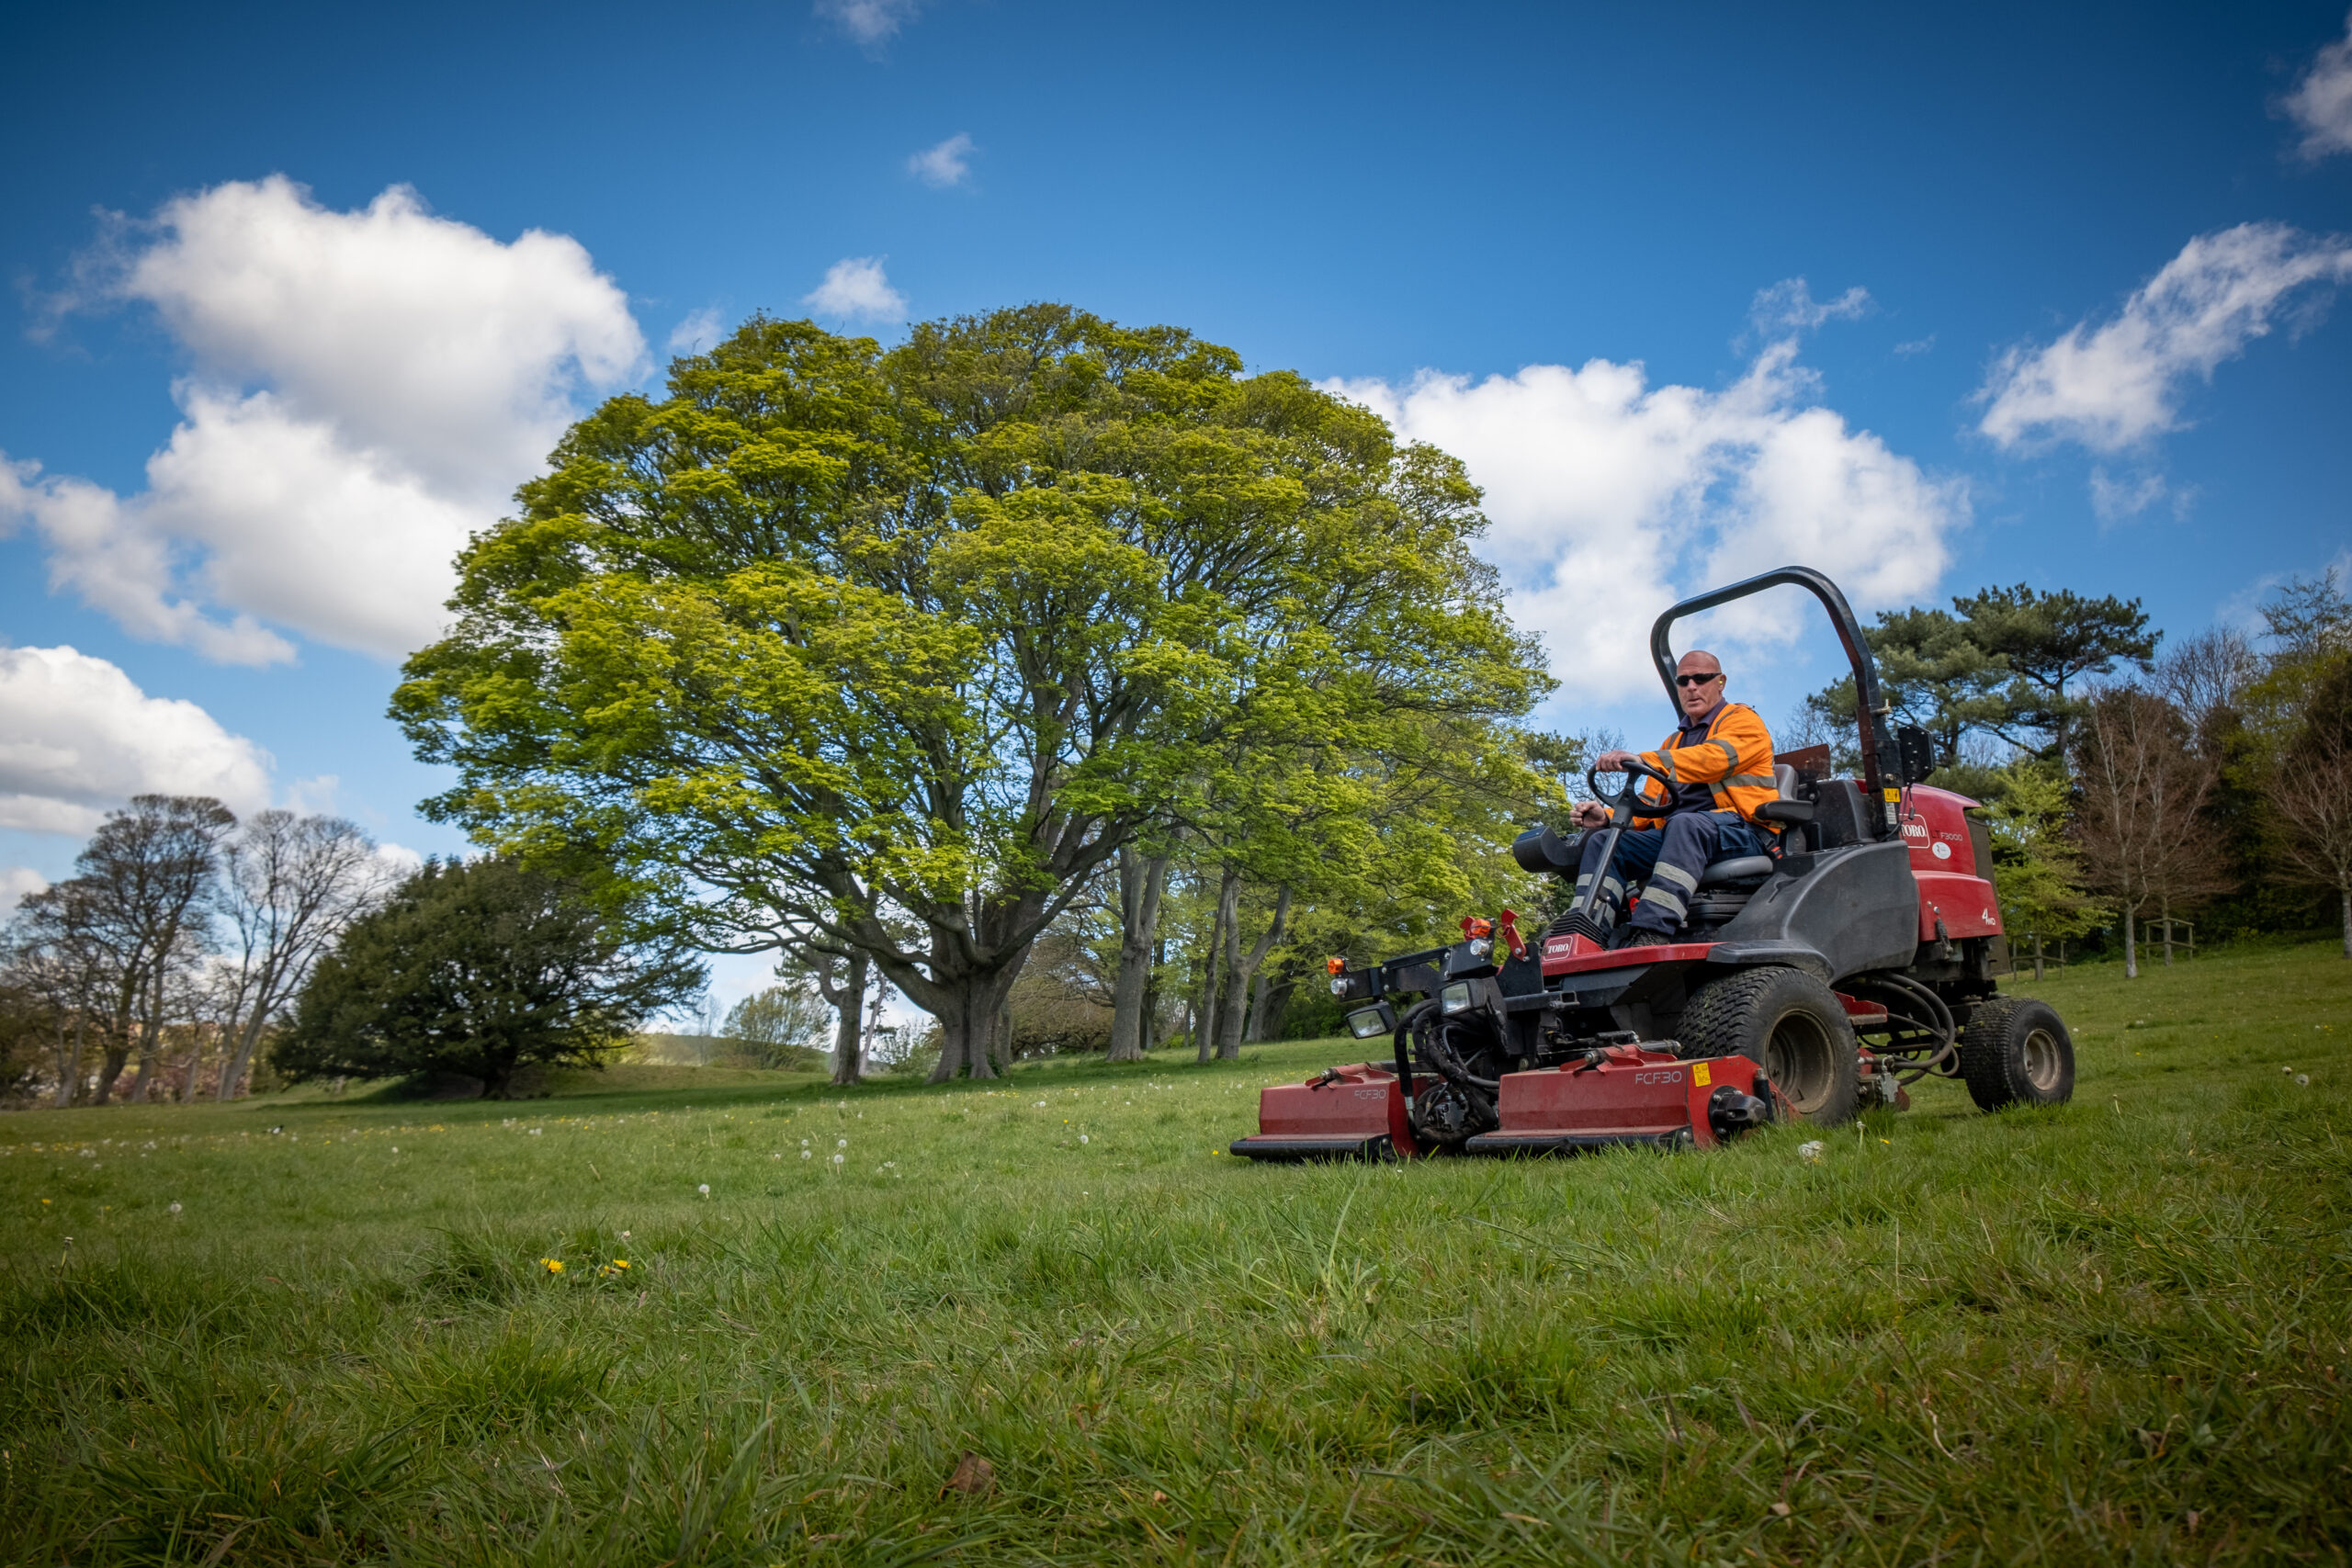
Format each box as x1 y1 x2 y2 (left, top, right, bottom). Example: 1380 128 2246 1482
1232 565 2077 1161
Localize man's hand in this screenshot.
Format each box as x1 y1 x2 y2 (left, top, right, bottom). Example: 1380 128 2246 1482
1572 800 1611 829
1594 749 1640 773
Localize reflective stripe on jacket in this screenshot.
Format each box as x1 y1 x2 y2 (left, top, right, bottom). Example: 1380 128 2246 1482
1631 702 1781 830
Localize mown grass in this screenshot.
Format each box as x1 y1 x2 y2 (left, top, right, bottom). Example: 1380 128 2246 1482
3 942 2348 1565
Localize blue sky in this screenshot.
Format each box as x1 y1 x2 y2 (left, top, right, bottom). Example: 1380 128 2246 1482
4 0 2349 1010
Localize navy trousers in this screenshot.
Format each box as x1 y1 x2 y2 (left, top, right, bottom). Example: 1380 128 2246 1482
1574 809 1770 935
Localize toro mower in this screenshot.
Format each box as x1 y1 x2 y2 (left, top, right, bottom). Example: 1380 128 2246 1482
1232 565 2077 1161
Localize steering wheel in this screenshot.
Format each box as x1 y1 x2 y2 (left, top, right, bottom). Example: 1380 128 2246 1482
1587 759 1674 825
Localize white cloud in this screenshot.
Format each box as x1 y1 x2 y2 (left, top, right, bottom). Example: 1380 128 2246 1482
668 308 729 355
1330 334 1964 705
0 176 645 663
0 645 273 836
1976 222 2352 454
802 256 908 321
2 866 51 915
908 132 976 187
1748 279 1870 335
817 0 920 48
2285 10 2352 159
2087 467 2179 523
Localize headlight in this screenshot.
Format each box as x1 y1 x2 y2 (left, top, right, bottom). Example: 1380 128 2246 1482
1441 981 1474 1014
1468 939 1491 959
1329 976 1347 997
1345 1005 1395 1040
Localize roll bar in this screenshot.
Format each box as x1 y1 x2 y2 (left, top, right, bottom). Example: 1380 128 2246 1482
1648 565 1893 835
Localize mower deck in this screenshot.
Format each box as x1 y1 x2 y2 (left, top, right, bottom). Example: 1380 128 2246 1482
1229 1044 1777 1161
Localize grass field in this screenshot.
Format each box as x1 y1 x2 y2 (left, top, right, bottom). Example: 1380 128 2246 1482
4 942 2348 1566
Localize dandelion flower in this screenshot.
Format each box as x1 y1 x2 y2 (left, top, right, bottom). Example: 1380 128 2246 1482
801 1149 813 1160
800 1138 809 1147
167 1201 182 1214
611 1258 630 1269
541 1258 565 1274
697 1183 711 1195
831 1153 844 1166
1080 1134 1090 1145
837 1138 847 1148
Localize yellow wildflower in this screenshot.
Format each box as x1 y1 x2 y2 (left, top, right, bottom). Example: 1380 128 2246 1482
540 1258 565 1274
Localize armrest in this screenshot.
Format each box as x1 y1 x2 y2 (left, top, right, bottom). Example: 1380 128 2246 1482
1754 800 1815 826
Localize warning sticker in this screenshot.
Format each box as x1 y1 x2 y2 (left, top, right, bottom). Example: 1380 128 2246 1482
1692 1062 1712 1086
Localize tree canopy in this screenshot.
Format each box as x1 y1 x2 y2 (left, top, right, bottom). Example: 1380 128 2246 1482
275 857 701 1097
395 306 1545 1078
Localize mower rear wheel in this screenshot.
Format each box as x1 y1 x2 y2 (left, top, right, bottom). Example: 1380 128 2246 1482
1959 997 2075 1111
1677 966 1860 1126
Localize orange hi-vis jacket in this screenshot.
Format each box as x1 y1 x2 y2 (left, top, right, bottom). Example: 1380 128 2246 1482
1630 701 1782 831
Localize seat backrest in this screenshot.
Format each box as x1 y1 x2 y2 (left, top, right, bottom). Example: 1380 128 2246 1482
1774 762 1799 800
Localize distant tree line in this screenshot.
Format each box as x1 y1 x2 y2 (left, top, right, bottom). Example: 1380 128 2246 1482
0 799 389 1106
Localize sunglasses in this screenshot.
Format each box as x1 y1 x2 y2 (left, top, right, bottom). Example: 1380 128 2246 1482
1675 671 1724 688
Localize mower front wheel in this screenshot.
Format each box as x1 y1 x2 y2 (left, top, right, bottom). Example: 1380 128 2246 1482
1677 966 1860 1127
1959 997 2075 1111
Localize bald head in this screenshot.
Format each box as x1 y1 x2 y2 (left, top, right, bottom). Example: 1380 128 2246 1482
1675 650 1726 716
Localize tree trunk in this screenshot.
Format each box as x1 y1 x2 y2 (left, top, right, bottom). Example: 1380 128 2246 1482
831 951 869 1085
1246 969 1275 1043
2122 907 2139 980
1145 936 1165 1047
220 1008 270 1100
1106 850 1170 1063
1219 885 1291 1059
926 964 1023 1082
50 1014 83 1110
1194 874 1233 1066
2341 886 2350 961
2161 895 2173 967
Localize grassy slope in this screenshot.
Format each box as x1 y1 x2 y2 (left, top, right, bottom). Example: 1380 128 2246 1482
2 942 2347 1566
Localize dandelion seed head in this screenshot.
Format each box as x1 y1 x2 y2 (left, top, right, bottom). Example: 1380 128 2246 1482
1797 1140 1826 1163
697 1183 711 1195
831 1153 844 1166
837 1137 847 1148
167 1201 182 1214
801 1149 812 1159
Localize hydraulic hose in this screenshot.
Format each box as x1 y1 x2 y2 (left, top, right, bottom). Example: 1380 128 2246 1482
1412 1007 1502 1093
1863 972 1960 1081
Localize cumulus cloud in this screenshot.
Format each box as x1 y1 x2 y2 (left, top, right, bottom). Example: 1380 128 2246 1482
0 176 645 663
1330 330 1964 705
0 645 273 836
802 256 908 321
1976 222 2352 454
2285 10 2352 159
908 132 976 187
817 0 920 49
2 866 51 915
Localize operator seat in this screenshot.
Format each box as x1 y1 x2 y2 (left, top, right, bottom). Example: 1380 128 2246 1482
1682 762 1802 921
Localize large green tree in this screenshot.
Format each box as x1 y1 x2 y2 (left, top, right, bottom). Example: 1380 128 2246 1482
275 858 702 1098
395 307 1542 1080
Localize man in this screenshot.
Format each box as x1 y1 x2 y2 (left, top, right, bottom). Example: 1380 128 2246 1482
1570 649 1781 948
